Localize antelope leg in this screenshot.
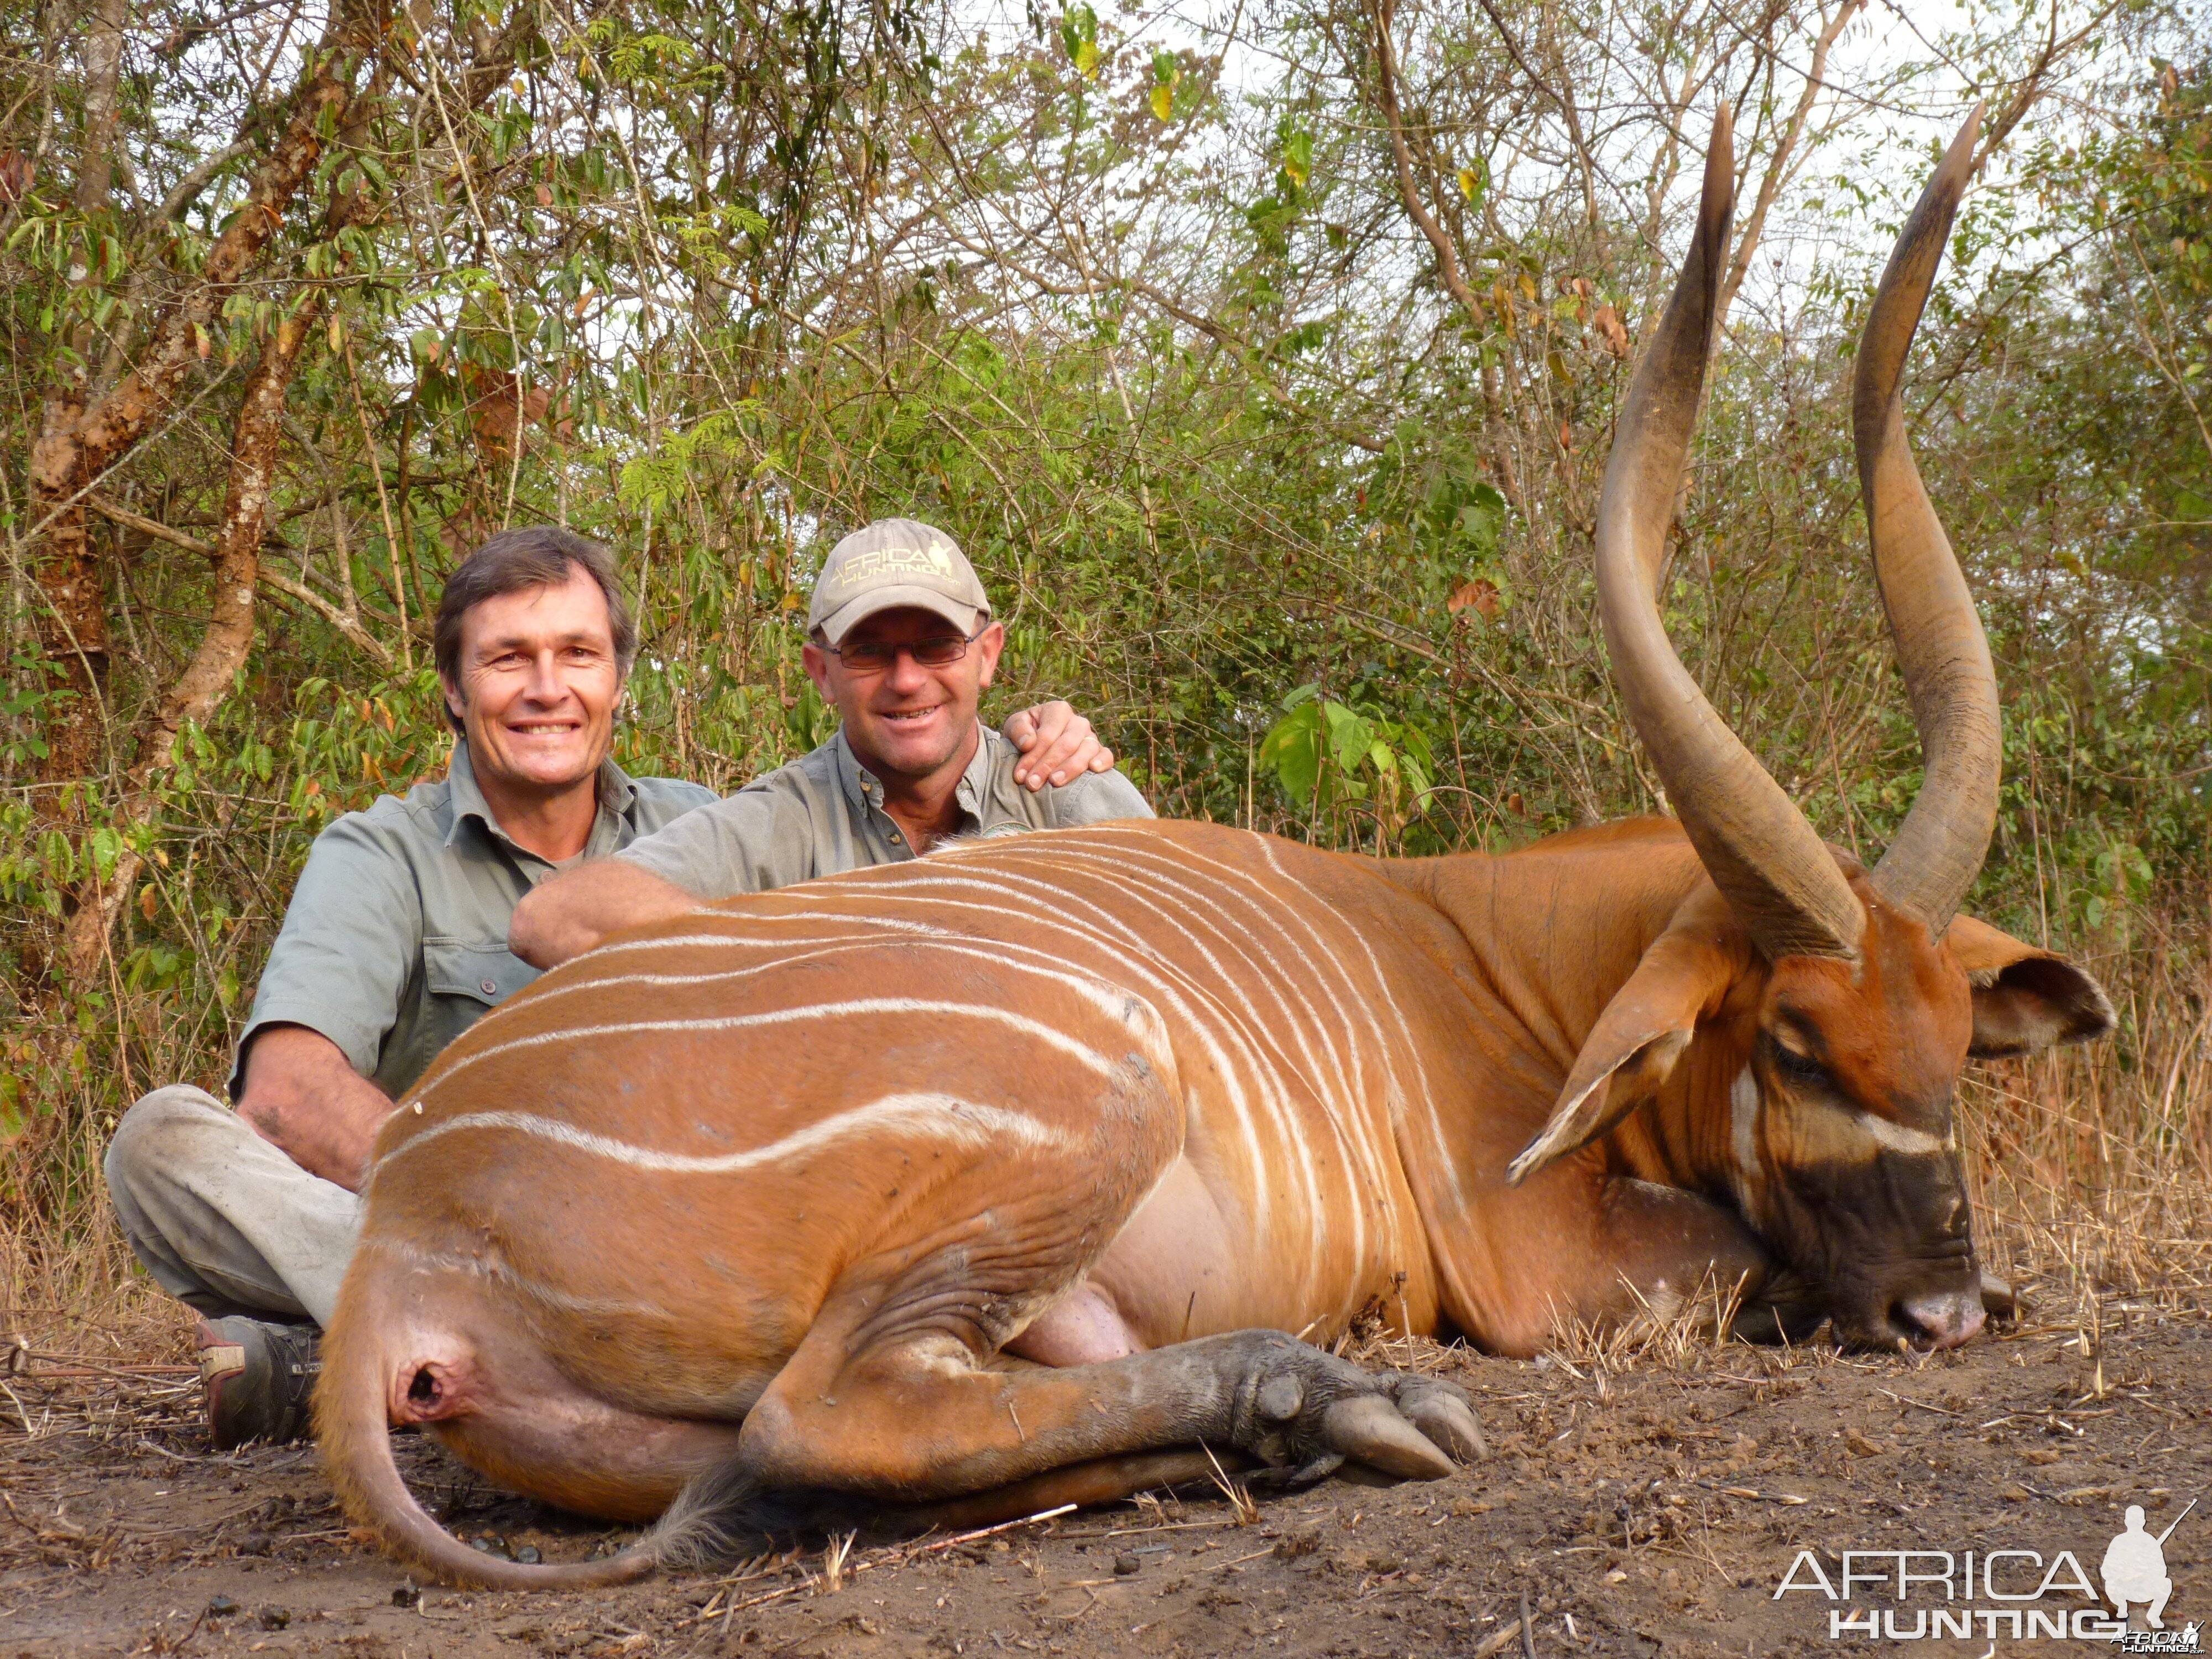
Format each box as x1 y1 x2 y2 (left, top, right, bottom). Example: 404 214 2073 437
731 1313 1480 1508
879 1449 1243 1532
1579 1177 1804 1342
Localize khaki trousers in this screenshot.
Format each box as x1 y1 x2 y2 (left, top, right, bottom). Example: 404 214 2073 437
103 1086 360 1328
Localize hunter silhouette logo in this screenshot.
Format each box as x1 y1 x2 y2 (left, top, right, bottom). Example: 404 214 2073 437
2103 1499 2198 1652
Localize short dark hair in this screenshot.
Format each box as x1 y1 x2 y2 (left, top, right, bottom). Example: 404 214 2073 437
433 526 637 731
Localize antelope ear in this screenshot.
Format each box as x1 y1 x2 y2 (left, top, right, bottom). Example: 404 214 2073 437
1508 895 1745 1184
1944 914 2115 1056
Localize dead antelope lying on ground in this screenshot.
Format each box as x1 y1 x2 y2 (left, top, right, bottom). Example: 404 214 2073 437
318 112 2111 1588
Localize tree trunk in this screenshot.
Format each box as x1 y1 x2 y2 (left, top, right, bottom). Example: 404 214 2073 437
29 0 385 784
30 0 132 782
60 301 321 983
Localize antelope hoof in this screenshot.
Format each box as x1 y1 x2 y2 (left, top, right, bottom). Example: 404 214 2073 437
1321 1395 1458 1481
1979 1271 2018 1322
1220 1332 1474 1486
1256 1374 1305 1422
1381 1374 1485 1463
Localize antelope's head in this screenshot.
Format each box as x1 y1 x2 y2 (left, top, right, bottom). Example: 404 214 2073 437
1509 111 2112 1350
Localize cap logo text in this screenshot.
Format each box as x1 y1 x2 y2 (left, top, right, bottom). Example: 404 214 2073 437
833 544 955 587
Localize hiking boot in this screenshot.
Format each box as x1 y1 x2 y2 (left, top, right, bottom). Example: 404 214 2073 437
196 1316 321 1449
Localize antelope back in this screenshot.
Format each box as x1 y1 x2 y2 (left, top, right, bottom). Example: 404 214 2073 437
367 821 1471 1371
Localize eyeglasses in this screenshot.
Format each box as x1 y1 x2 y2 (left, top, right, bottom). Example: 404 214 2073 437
826 627 985 674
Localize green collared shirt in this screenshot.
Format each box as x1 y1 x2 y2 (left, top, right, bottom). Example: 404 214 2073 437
615 724 1154 900
232 742 715 1100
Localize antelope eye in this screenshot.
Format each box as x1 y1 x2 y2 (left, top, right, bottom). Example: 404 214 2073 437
1767 1039 1828 1086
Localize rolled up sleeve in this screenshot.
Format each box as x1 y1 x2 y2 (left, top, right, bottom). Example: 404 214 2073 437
613 787 821 900
1048 768 1155 827
229 815 422 1097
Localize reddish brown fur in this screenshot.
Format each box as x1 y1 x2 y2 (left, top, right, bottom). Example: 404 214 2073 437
317 818 2107 1588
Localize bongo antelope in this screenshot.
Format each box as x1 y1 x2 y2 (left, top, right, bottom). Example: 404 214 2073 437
317 111 2110 1588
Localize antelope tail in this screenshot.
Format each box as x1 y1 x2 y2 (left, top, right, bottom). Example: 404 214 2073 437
314 1293 662 1589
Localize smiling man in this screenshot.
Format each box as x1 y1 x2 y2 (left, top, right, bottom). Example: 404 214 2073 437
508 518 1152 968
101 524 1117 1449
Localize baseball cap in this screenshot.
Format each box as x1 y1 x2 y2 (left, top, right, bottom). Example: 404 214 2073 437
806 518 991 645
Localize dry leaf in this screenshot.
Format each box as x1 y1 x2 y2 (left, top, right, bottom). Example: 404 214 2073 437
463 365 549 456
1593 303 1629 358
438 504 493 560
1448 577 1499 618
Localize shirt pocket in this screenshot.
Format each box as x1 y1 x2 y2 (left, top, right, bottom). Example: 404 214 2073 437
421 938 541 1011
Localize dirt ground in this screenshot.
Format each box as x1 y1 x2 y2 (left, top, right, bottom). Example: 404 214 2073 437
4 1293 2208 1658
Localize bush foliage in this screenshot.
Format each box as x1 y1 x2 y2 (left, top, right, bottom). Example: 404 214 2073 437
0 0 2206 1247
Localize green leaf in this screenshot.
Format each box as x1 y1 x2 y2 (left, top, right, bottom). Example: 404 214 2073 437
1150 48 1182 120
1259 701 1326 802
1458 482 1506 553
39 829 72 883
1402 750 1434 808
89 826 123 882
1322 701 1374 773
1060 5 1100 81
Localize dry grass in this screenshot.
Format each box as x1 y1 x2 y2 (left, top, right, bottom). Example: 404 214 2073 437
1201 1441 1261 1526
0 1097 180 1371
1963 902 2212 1312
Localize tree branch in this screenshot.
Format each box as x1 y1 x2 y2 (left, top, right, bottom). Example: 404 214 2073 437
1720 2 1864 320
1370 0 1484 327
88 496 392 665
29 0 390 782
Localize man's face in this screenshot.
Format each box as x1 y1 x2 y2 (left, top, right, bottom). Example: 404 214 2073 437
444 568 622 798
802 606 1003 784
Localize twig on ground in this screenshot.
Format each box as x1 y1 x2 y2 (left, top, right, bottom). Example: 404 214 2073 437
1877 1387 1961 1416
0 1379 34 1436
22 1354 197 1383
702 1503 1081 1621
1199 1443 1259 1526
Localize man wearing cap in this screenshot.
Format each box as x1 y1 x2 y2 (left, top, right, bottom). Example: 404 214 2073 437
510 518 1153 967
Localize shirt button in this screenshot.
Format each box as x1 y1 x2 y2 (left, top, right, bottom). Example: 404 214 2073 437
481 979 498 995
